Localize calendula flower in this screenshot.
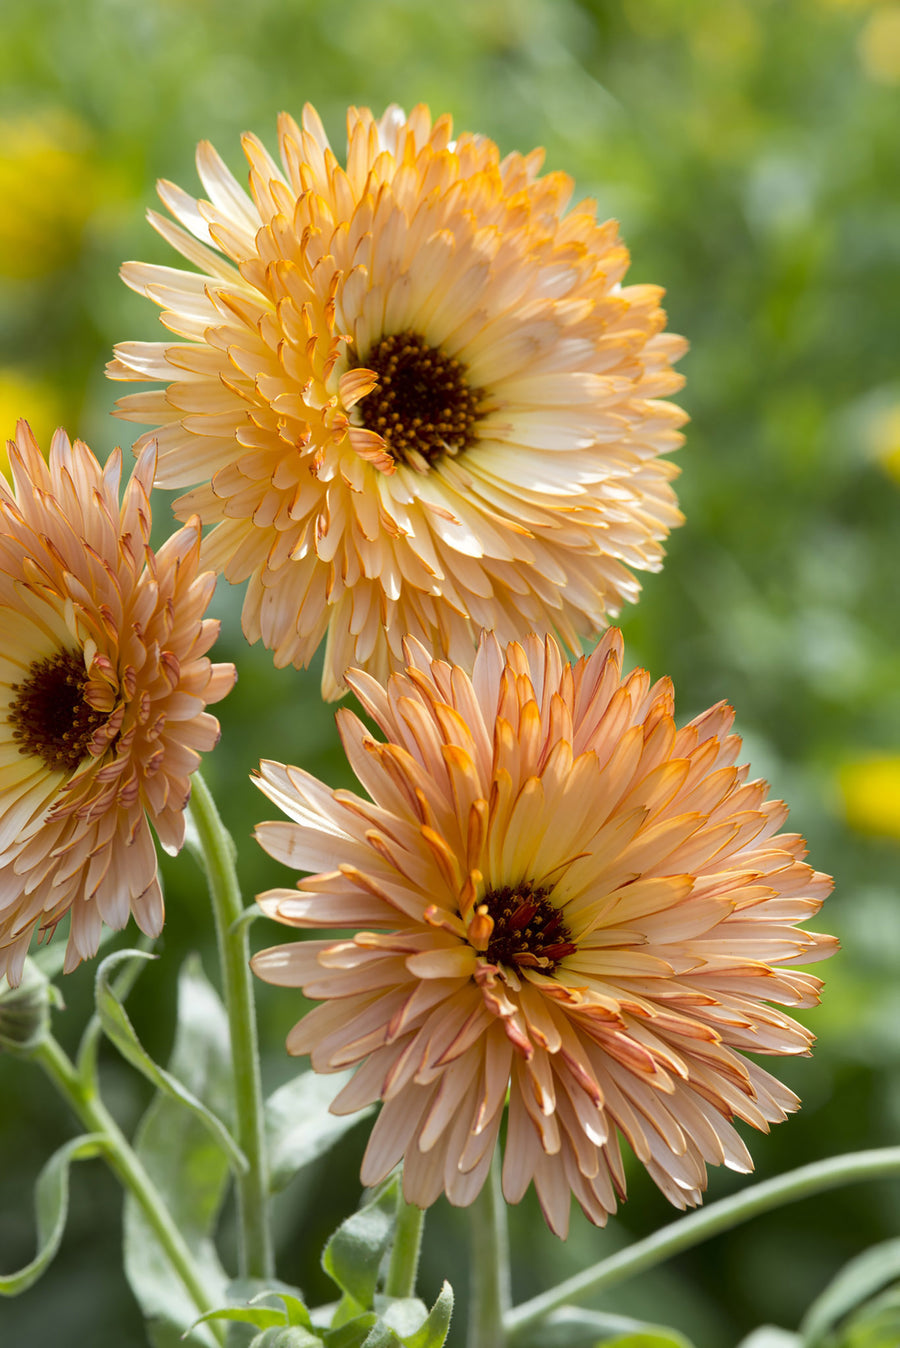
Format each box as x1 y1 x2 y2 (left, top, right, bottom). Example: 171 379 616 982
252 630 835 1237
108 103 687 699
0 423 235 986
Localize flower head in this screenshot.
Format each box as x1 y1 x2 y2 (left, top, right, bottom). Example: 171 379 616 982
108 103 687 699
0 423 235 986
252 630 835 1237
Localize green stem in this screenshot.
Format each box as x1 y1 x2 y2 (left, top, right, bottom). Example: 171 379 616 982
35 1034 225 1345
188 771 273 1280
468 1154 511 1348
385 1197 426 1299
505 1146 900 1338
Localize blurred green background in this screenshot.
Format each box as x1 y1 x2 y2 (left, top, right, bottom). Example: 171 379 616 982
1 0 899 1344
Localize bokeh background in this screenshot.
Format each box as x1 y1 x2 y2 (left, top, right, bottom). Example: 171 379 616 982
1 0 899 1344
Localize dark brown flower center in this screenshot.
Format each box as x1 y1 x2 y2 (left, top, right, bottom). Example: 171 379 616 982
481 882 577 972
355 329 483 468
8 649 105 773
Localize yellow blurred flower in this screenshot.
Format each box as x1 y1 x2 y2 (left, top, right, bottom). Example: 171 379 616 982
866 402 900 482
0 111 101 279
818 0 887 10
0 369 63 472
858 3 900 80
839 756 900 838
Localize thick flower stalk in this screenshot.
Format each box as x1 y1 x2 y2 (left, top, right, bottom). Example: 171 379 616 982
0 423 235 985
108 103 687 698
252 630 835 1237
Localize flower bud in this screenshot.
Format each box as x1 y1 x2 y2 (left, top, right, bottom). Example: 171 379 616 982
0 958 58 1054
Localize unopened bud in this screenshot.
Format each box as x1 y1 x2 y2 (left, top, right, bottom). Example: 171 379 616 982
0 959 59 1054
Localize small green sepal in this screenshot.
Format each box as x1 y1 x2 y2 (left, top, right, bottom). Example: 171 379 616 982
0 958 60 1055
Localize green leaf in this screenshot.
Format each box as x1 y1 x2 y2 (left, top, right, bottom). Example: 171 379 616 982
359 1326 405 1348
321 1313 380 1347
836 1282 900 1348
197 1306 286 1332
95 948 246 1175
396 1282 453 1348
322 1182 400 1310
319 1316 410 1347
736 1330 801 1348
602 1335 696 1348
801 1240 900 1346
265 1069 374 1193
0 1133 105 1295
248 1331 323 1348
193 1285 315 1334
123 955 235 1345
230 901 266 938
513 1307 696 1348
231 1282 315 1328
372 1298 428 1337
75 933 155 1085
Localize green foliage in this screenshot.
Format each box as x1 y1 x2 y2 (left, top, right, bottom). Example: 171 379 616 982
0 1133 105 1294
194 1196 452 1348
394 1284 454 1348
601 1334 695 1348
513 1307 696 1347
265 1070 374 1194
316 1186 452 1345
122 956 234 1345
96 948 247 1175
735 1331 801 1348
800 1240 900 1348
195 1285 316 1335
249 1331 323 1348
1 0 899 1344
322 1182 401 1314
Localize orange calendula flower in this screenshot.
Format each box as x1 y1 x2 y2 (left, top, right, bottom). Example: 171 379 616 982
108 103 687 699
252 630 835 1237
0 423 235 986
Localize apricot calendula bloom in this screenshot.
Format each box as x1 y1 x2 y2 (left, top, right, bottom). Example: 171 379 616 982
0 423 235 986
108 103 687 699
252 630 835 1237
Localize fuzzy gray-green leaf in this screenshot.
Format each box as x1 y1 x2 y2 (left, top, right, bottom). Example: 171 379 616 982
322 1183 399 1310
398 1282 454 1348
0 1133 105 1295
265 1069 373 1193
95 948 246 1174
801 1239 900 1346
512 1306 696 1348
123 955 234 1344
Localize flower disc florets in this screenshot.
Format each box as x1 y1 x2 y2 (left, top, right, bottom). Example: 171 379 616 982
251 630 835 1236
108 102 688 698
0 423 235 985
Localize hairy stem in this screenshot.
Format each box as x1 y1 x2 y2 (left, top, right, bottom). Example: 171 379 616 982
188 771 273 1280
468 1154 511 1348
35 1034 225 1344
506 1146 900 1338
385 1196 426 1299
